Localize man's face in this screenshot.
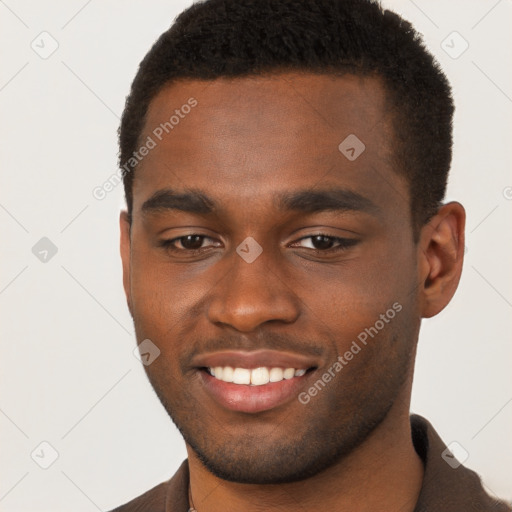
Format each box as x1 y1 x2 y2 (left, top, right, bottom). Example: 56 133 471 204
121 73 423 483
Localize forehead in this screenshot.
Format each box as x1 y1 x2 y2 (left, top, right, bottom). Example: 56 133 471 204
132 72 404 217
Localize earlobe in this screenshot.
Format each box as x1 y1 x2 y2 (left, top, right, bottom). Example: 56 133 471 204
418 202 466 318
119 210 133 317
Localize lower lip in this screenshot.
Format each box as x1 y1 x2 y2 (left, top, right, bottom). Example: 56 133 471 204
199 369 314 413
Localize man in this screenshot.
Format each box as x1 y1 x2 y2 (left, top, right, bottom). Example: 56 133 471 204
112 0 510 510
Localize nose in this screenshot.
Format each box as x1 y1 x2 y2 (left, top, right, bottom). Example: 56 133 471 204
207 249 301 332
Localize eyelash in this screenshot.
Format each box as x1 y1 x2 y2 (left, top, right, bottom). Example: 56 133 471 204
158 234 358 256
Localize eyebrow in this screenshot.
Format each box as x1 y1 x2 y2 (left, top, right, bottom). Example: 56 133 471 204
141 187 380 217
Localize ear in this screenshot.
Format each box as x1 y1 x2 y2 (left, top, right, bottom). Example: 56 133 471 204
120 210 133 317
417 202 466 318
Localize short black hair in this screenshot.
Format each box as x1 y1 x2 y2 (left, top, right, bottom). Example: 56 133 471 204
119 0 454 232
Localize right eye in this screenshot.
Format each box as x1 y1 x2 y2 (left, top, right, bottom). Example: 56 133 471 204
159 234 222 254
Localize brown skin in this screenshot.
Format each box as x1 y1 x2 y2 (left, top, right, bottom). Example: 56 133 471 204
120 73 465 511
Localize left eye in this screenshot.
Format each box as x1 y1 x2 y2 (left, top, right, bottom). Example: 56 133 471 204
290 235 358 252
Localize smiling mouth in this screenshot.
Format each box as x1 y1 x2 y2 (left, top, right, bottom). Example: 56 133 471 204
191 349 321 412
203 366 316 386
197 365 318 413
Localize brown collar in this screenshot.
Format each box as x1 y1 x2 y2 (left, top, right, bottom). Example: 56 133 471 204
109 414 510 511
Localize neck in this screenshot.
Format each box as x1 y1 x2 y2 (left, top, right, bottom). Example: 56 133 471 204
186 394 424 512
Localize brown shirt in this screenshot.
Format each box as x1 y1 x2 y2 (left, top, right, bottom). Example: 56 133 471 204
109 414 511 511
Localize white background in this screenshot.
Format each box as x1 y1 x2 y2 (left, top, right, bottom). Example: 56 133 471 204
1 0 511 510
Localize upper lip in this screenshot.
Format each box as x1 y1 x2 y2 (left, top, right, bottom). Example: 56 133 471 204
191 349 321 370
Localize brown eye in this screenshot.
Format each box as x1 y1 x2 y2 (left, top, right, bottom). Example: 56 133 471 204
292 235 359 252
309 235 336 250
159 234 220 254
176 235 206 250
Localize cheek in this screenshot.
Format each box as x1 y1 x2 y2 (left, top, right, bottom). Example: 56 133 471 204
295 255 413 323
128 246 218 356
294 249 417 362
130 241 184 308
129 246 173 339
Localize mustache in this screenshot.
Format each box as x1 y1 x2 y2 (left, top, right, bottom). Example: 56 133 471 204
180 331 325 368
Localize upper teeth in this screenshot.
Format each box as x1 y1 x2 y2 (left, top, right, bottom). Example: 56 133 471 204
209 366 307 386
